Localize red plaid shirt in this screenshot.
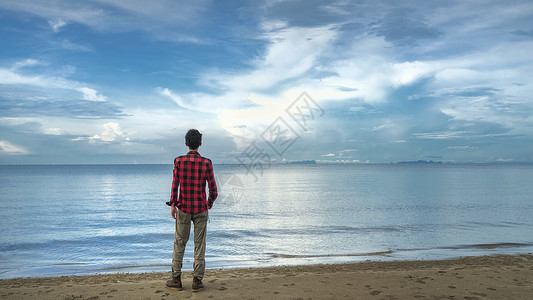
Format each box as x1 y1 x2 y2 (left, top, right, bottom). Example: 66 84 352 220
168 151 218 214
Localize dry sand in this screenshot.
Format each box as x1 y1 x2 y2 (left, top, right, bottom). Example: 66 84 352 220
1 254 532 299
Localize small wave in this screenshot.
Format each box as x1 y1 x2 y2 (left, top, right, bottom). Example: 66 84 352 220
269 250 394 259
87 264 170 271
462 242 531 249
267 242 533 260
393 242 533 252
0 233 173 252
210 229 268 239
54 264 170 272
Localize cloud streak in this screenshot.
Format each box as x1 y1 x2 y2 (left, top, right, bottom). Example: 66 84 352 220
0 98 126 119
0 140 29 155
0 0 211 42
0 60 108 102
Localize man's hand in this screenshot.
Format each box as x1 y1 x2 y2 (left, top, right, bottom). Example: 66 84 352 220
170 205 177 219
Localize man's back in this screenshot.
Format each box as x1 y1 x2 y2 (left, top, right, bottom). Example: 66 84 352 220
170 151 217 214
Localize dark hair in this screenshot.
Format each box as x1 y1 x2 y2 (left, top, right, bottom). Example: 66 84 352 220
185 129 202 150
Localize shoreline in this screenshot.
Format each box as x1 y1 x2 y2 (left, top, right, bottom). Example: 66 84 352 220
1 254 532 299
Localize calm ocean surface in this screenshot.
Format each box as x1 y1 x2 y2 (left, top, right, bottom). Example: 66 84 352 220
1 164 532 279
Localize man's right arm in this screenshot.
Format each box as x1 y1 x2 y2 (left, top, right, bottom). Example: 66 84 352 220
169 159 179 219
170 203 177 220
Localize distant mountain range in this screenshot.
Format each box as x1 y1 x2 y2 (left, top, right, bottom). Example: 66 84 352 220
397 160 442 164
287 160 317 165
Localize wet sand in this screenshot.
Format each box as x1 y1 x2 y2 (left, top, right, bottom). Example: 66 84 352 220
1 254 532 299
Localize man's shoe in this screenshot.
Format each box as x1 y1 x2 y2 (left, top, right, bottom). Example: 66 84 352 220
191 277 205 292
166 276 183 291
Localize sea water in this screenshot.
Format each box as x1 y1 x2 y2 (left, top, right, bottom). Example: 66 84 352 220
0 164 532 279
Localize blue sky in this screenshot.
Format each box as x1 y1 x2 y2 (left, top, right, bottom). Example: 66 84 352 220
1 0 532 164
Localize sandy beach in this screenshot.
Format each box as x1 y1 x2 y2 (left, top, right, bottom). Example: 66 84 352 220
1 254 532 299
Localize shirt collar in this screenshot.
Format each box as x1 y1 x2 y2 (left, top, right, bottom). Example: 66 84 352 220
187 151 200 155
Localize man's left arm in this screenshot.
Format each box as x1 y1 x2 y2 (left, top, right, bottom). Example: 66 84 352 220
206 160 218 209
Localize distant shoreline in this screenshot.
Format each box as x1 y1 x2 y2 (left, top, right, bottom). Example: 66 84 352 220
1 161 533 166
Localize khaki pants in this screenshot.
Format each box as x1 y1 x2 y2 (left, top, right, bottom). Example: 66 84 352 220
172 209 208 280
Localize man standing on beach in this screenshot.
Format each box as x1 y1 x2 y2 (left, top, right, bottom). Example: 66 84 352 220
165 129 218 292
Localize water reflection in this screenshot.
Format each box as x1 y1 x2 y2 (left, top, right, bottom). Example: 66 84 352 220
1 164 533 278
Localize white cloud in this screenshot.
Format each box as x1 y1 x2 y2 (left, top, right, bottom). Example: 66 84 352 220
77 87 107 101
12 59 41 70
321 153 335 157
0 140 29 155
323 36 428 103
48 18 67 32
260 19 289 31
58 40 92 52
372 122 394 131
0 68 43 86
391 61 433 87
91 123 129 143
159 88 188 109
339 149 357 153
42 128 65 135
